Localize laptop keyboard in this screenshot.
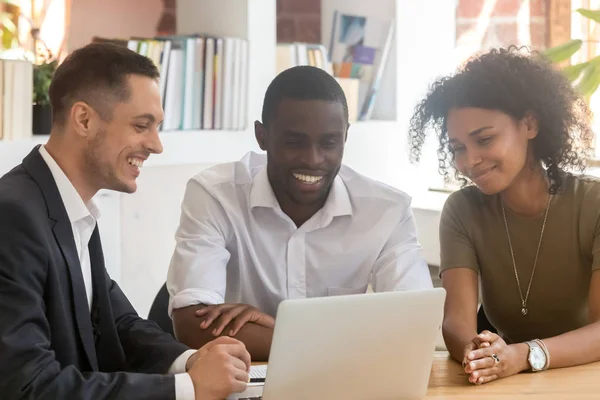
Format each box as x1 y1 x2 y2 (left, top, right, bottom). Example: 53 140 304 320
237 365 267 399
249 365 267 380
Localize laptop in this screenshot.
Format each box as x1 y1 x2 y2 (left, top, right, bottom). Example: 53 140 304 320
228 288 446 400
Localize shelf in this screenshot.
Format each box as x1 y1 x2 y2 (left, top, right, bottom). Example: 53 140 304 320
0 120 403 176
0 129 259 174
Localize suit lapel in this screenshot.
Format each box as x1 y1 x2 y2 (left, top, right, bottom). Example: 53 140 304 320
52 220 99 370
23 146 99 371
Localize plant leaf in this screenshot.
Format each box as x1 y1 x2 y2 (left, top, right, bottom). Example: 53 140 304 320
543 39 583 63
577 8 600 23
576 64 600 98
562 62 588 82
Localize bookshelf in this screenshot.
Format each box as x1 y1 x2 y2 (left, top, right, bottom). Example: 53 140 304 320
0 0 458 177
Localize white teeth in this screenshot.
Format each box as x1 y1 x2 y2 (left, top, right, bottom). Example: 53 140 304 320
293 173 324 184
127 157 144 168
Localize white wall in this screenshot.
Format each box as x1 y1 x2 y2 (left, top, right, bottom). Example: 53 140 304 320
119 163 213 317
68 0 163 51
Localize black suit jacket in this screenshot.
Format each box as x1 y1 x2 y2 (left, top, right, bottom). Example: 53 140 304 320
0 147 190 400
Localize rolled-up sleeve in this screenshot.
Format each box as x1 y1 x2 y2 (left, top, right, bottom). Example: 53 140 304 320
371 203 433 292
167 178 232 315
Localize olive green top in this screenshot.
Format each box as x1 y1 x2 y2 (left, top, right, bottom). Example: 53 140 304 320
440 173 600 343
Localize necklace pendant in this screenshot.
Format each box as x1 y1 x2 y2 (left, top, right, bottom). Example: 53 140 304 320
521 307 528 316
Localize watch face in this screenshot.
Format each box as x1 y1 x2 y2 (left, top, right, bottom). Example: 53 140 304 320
529 347 546 370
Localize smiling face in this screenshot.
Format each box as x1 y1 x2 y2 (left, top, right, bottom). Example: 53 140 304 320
256 98 347 215
446 107 539 195
82 74 164 194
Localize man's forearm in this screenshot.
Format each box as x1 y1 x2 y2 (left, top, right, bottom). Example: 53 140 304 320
173 306 274 361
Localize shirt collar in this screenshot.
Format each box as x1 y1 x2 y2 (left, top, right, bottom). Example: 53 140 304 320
323 175 353 219
249 166 280 210
249 165 353 219
38 145 101 223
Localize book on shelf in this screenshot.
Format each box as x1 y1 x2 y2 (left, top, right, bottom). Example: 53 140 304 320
275 42 361 122
92 33 249 132
328 11 394 121
275 42 333 75
0 59 33 141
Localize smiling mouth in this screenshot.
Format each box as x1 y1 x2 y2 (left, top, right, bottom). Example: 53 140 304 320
470 167 495 180
127 157 145 168
293 173 325 185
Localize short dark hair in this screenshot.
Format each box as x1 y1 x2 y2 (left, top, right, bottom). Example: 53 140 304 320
261 66 349 128
49 42 160 125
408 46 593 193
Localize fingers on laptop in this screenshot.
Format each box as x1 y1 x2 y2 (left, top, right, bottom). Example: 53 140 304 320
223 342 252 372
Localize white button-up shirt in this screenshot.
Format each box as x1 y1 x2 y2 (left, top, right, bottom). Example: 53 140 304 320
167 152 432 317
39 146 195 400
39 146 99 309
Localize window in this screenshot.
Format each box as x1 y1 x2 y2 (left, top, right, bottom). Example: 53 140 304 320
571 0 600 160
16 0 68 61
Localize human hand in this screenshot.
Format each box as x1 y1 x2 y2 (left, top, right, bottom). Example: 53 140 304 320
195 303 275 337
463 330 529 385
461 334 491 369
188 336 251 400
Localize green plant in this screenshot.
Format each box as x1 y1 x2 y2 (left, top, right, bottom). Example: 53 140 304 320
544 8 600 100
33 58 56 106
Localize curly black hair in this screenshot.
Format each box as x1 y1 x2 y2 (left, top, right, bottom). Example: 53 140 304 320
408 46 594 193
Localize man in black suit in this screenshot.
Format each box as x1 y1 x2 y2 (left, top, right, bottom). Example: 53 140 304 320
0 43 251 400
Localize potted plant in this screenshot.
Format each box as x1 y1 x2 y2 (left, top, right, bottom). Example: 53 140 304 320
32 58 56 135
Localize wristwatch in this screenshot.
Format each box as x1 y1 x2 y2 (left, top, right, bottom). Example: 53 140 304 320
525 340 548 371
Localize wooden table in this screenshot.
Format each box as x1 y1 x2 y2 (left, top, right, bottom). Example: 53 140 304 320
427 351 600 399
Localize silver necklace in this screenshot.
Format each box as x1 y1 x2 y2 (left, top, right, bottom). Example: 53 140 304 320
500 195 552 316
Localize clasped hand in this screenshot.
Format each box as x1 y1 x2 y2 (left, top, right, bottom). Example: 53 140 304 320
462 330 529 385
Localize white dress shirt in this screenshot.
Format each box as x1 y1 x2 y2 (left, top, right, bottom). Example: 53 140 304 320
167 151 432 317
39 146 196 400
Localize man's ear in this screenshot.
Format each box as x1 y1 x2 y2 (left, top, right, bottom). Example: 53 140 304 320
70 101 99 138
255 120 268 151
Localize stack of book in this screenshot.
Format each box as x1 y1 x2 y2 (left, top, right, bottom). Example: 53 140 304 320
274 43 360 122
94 35 249 132
0 59 33 141
275 42 332 75
328 11 394 121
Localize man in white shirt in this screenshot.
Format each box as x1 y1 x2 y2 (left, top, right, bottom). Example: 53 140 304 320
0 43 250 400
168 66 433 361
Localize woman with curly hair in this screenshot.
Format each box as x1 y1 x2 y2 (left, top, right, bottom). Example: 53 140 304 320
408 46 600 385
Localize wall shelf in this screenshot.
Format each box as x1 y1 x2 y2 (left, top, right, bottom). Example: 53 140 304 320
0 120 404 174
